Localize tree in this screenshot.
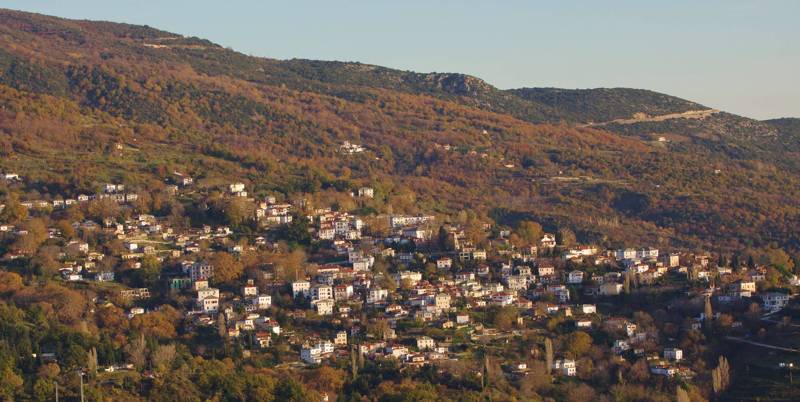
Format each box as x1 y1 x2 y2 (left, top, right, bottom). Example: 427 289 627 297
224 197 254 228
438 226 450 250
130 308 179 340
491 306 519 331
367 319 392 340
305 366 345 396
544 338 553 375
12 218 48 254
0 367 23 400
712 355 731 395
566 331 592 357
565 383 596 402
87 198 121 221
87 347 98 377
125 333 147 371
269 247 307 282
760 247 795 272
520 360 551 397
209 252 244 286
217 314 227 341
624 271 632 294
557 228 577 247
676 386 690 402
350 346 359 379
629 359 650 382
31 245 61 277
278 214 311 245
151 344 176 373
0 192 27 223
273 377 310 401
482 355 489 390
0 271 23 294
704 296 713 330
731 254 741 272
516 221 544 245
137 255 162 287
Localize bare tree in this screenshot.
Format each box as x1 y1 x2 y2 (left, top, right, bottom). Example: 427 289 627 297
151 344 177 373
125 334 147 371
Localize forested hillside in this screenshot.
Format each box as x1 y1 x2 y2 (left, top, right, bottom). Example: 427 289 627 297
0 8 798 253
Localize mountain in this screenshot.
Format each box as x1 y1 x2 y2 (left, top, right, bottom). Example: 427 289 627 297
0 8 799 252
509 87 709 123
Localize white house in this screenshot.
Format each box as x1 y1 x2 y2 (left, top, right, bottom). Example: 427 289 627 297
599 282 623 296
664 348 683 361
613 339 630 353
567 270 584 284
367 288 389 304
314 299 335 316
416 336 436 350
189 262 214 282
761 292 790 312
491 292 516 306
292 281 311 298
434 293 451 310
311 285 334 301
334 284 354 300
540 234 557 248
538 265 555 277
552 359 576 376
357 187 374 198
199 297 219 312
197 287 219 301
301 345 322 364
242 284 258 297
335 331 348 346
253 295 272 310
229 182 245 193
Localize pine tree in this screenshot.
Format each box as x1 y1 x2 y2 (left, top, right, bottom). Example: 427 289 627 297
544 338 553 375
482 354 489 390
704 296 714 329
623 272 631 294
86 347 98 378
350 346 358 379
217 314 227 339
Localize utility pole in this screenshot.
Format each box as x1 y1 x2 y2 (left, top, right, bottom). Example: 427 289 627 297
79 371 85 402
55 381 58 402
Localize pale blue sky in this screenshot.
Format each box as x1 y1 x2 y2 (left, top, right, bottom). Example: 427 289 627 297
3 0 799 119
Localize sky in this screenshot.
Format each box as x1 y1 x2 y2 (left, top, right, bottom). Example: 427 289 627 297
3 0 799 119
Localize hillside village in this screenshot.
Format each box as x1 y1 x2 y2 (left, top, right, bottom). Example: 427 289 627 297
0 7 798 400
1 171 798 401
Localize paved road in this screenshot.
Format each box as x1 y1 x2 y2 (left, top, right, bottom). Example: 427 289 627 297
725 336 800 353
